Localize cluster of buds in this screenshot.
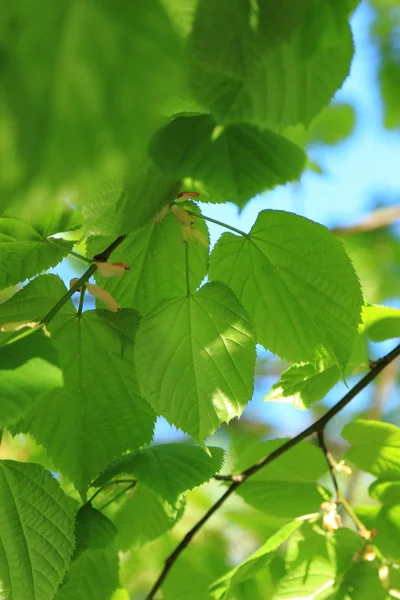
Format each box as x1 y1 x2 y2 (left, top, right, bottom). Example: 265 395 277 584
70 261 130 313
153 191 208 248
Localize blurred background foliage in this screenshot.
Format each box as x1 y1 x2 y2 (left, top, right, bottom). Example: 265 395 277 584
1 0 400 598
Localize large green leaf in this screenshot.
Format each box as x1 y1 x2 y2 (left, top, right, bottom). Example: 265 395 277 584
94 444 224 504
0 274 70 325
362 303 400 342
113 484 185 550
13 302 156 497
0 331 63 426
210 210 363 370
0 213 78 291
189 0 354 128
233 441 328 518
135 281 256 441
0 460 76 600
87 204 209 314
342 420 400 478
55 547 119 600
149 114 306 208
210 521 302 599
0 0 182 203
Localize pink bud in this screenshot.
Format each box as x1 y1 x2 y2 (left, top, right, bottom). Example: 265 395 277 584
86 284 121 313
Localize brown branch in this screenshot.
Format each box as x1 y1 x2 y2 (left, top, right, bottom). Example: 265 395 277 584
92 234 127 262
145 342 400 599
332 205 400 236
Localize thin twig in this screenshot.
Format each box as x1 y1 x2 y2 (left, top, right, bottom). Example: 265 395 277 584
145 342 400 599
98 481 137 511
317 430 340 501
86 479 137 505
93 234 127 262
47 239 93 264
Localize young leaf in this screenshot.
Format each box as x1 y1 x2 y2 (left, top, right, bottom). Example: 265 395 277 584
265 362 340 410
0 331 63 426
265 333 368 409
342 420 400 478
54 547 119 600
375 505 400 561
189 0 354 128
93 444 224 504
87 205 209 315
73 504 117 559
209 520 303 599
113 484 185 550
134 281 256 442
149 114 306 208
210 210 363 370
13 308 156 497
0 460 76 600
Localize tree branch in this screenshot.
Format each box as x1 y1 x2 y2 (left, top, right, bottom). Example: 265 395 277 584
145 342 400 599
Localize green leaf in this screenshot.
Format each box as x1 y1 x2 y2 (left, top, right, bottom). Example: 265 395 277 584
233 441 328 518
0 331 63 426
339 228 400 304
0 460 76 600
150 114 306 208
274 525 335 599
135 281 256 442
369 479 400 506
210 521 302 599
362 303 400 342
0 214 77 291
94 444 224 504
55 547 119 600
342 420 400 478
1 1 182 202
337 562 387 600
74 504 117 559
87 203 209 315
81 164 181 238
210 210 363 370
376 505 400 561
113 484 185 550
14 307 156 497
189 0 354 128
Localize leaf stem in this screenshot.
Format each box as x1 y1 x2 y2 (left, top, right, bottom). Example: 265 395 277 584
145 342 400 600
185 242 191 297
185 209 248 237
